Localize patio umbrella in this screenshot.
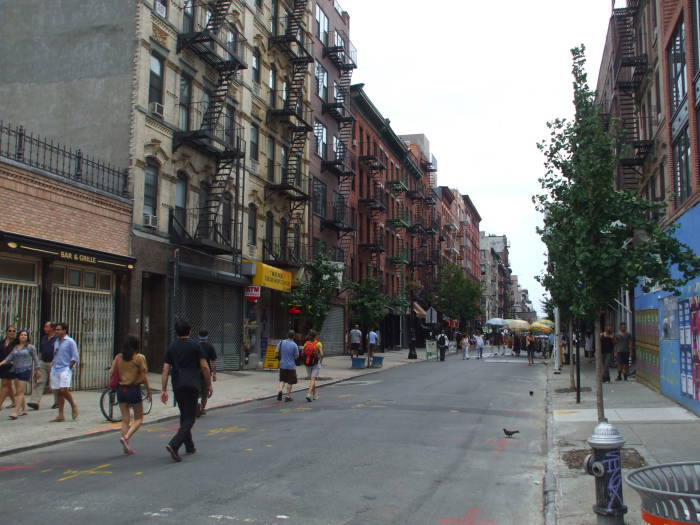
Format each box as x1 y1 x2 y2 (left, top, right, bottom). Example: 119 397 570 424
530 321 554 334
486 318 506 326
537 319 555 328
505 319 530 331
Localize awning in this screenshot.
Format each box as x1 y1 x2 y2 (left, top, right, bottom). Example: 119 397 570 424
413 303 426 318
247 261 292 292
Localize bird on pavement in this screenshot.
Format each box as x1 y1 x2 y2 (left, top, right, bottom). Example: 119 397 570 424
529 391 534 396
503 428 520 438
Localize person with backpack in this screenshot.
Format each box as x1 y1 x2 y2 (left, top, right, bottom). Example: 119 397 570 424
437 330 448 362
276 330 299 402
303 331 324 402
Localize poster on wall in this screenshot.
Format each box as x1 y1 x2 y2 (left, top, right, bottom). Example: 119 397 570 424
678 298 699 400
662 295 679 340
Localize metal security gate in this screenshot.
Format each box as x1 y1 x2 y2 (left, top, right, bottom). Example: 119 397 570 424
320 305 345 356
176 278 242 370
52 287 114 390
0 280 40 343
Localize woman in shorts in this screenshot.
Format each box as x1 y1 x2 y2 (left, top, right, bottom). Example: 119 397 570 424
0 326 17 410
109 335 151 454
304 331 324 402
0 329 39 419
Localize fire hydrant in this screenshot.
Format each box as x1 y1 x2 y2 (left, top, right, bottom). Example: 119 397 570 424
584 420 627 525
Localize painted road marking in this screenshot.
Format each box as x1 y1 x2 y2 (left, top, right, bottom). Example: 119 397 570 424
207 426 247 436
0 465 37 473
437 508 496 524
58 463 112 482
484 438 520 454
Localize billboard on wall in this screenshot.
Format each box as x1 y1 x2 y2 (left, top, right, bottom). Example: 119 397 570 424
678 296 700 401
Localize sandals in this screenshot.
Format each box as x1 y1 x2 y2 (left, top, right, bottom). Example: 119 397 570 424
8 413 18 420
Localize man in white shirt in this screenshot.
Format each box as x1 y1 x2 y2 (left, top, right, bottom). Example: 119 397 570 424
349 324 363 358
367 329 378 368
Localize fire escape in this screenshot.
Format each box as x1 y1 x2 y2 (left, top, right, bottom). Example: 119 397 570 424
358 142 388 275
321 29 358 270
265 0 314 266
171 0 247 259
613 1 651 190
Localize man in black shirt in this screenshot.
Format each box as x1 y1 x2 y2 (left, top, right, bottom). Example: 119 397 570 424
161 319 212 462
197 329 217 416
28 321 57 410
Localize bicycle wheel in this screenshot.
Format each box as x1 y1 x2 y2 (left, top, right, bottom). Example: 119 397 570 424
99 389 122 422
141 384 153 415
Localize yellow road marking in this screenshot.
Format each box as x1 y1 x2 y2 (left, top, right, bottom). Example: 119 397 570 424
352 404 365 409
206 426 247 437
337 394 353 398
58 463 112 482
135 472 143 476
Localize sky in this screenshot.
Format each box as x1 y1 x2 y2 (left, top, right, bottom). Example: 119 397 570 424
340 0 614 315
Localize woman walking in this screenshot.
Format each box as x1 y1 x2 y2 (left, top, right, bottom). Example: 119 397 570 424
303 331 324 402
0 326 17 410
109 335 151 454
526 333 536 366
0 329 39 419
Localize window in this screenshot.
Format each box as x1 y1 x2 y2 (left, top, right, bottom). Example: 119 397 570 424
673 128 692 205
99 274 112 291
0 257 35 282
248 204 257 245
155 0 168 19
332 135 341 161
68 269 81 287
654 70 662 123
269 64 277 107
144 159 159 216
222 192 232 241
183 0 194 32
250 124 259 160
668 20 687 113
315 4 329 44
267 136 275 181
149 54 164 106
84 272 97 289
315 62 328 100
313 178 327 217
314 120 327 158
265 212 274 249
224 104 236 146
280 145 288 182
178 75 192 130
256 0 263 10
280 217 288 255
175 172 187 228
252 48 261 84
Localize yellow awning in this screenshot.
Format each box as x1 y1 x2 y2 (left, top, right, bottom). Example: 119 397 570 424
248 261 292 292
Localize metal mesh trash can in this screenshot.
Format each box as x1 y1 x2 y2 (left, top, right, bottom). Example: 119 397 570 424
625 462 700 524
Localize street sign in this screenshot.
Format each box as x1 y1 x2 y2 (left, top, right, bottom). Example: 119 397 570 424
426 307 438 324
244 285 261 298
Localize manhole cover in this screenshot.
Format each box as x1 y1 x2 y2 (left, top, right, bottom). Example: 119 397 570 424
562 448 647 470
555 387 592 393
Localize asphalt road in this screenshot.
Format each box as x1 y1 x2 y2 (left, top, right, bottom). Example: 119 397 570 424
0 354 547 525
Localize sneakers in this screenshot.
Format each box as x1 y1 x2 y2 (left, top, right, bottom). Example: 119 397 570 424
284 397 293 402
305 395 312 403
166 444 182 462
276 391 283 401
120 436 130 455
27 403 39 411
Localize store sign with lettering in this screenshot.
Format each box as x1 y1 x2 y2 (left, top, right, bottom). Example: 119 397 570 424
60 251 97 264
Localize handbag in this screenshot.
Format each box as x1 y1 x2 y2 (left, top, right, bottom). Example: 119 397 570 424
109 355 121 391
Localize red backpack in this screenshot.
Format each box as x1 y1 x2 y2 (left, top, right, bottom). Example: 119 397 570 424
303 341 319 366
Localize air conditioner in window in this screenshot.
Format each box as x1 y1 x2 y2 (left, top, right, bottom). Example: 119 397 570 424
143 213 158 229
155 0 167 18
149 102 164 118
352 139 357 147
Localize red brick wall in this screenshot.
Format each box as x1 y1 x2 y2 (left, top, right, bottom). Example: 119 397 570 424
0 160 132 256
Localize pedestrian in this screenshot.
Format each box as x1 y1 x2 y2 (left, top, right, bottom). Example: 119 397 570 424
437 330 448 361
455 330 462 351
601 325 615 383
161 319 212 462
109 335 151 455
276 330 299 402
547 332 555 359
475 331 485 359
28 321 58 411
367 328 378 368
197 329 217 417
349 324 363 358
50 322 79 422
303 330 323 402
615 322 632 381
0 325 17 410
526 332 536 365
512 333 521 357
462 333 472 360
0 329 39 419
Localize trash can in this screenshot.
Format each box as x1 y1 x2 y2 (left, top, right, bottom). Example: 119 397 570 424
625 462 700 525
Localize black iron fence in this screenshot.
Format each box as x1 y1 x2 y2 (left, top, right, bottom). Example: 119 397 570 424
0 121 129 198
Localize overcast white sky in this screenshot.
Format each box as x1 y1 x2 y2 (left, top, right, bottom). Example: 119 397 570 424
340 0 614 315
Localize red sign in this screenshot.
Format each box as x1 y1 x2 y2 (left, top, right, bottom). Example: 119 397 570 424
245 286 261 298
288 306 303 315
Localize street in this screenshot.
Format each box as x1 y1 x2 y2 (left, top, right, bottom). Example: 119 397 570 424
0 354 547 525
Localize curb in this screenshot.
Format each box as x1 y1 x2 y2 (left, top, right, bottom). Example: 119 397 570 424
0 357 418 458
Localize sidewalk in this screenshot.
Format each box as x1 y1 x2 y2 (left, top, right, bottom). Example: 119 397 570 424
546 357 700 525
0 350 417 457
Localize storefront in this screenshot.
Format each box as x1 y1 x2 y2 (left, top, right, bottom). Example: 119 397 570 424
0 232 133 389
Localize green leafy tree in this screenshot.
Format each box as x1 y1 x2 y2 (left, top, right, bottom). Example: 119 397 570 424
346 276 389 333
283 252 340 331
534 46 700 418
432 263 481 328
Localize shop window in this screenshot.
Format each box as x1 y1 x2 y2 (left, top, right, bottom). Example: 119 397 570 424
52 267 65 285
68 269 81 287
99 274 112 291
84 271 97 289
0 257 35 282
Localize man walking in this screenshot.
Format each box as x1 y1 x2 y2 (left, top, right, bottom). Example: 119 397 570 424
197 329 217 417
475 331 485 359
276 330 299 402
616 322 632 381
50 322 79 422
437 330 448 361
349 324 363 358
367 328 378 368
28 321 57 410
161 319 212 462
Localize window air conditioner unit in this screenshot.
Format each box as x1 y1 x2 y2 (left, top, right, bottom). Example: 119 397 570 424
155 1 167 18
149 102 164 118
143 213 158 228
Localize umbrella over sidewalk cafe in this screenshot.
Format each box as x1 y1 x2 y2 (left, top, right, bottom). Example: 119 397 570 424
486 317 506 326
537 319 555 328
505 319 530 331
530 321 554 334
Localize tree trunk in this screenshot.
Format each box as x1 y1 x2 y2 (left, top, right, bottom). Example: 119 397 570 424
594 317 605 422
569 319 575 390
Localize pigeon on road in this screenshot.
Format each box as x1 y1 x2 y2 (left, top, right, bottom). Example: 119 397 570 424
503 428 520 438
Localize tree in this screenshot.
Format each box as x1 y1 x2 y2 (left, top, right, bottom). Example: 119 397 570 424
283 252 340 331
534 46 700 420
432 263 481 328
346 276 389 333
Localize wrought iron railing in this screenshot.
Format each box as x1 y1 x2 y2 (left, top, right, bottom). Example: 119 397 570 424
0 121 129 198
263 237 309 266
169 207 236 254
